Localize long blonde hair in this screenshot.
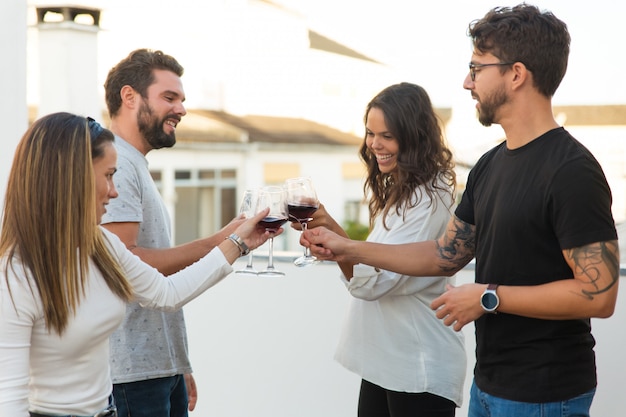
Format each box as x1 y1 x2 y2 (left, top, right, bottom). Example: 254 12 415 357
0 112 133 335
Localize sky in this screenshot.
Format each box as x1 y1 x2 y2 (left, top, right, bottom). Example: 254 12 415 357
26 0 626 109
294 0 626 107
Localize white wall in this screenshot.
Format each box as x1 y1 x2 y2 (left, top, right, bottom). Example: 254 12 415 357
185 260 625 417
565 125 626 224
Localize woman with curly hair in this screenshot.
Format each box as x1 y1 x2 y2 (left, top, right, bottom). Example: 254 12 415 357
305 83 466 416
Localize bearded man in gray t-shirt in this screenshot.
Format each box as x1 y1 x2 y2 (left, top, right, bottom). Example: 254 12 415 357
102 49 241 417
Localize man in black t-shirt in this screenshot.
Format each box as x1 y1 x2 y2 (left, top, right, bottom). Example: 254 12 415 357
303 4 619 417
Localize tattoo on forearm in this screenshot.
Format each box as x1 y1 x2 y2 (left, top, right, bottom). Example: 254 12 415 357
436 217 476 273
566 240 619 300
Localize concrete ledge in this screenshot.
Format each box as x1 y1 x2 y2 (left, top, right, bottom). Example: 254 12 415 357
253 252 626 276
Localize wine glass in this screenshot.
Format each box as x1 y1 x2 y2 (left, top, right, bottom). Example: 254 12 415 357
256 186 289 276
286 177 320 267
234 189 259 276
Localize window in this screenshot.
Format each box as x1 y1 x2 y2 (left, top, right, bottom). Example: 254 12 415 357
151 168 237 245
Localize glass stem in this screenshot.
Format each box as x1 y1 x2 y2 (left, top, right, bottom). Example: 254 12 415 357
267 237 275 269
302 222 311 257
245 252 254 268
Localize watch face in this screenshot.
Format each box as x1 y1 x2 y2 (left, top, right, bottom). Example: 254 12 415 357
482 293 498 310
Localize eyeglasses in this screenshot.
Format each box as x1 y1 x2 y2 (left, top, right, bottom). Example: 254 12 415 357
86 116 104 140
468 62 514 82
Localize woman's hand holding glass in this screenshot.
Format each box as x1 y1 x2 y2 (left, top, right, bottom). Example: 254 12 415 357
222 208 280 262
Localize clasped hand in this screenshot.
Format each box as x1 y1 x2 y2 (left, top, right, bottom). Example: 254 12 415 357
300 226 349 261
430 283 488 331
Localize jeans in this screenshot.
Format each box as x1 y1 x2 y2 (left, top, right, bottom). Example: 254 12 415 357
468 380 595 417
113 375 188 417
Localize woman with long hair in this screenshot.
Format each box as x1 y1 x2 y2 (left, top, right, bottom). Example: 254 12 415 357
0 112 273 417
304 83 466 416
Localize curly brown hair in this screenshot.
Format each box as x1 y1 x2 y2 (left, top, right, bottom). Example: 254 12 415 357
468 4 570 97
359 82 456 230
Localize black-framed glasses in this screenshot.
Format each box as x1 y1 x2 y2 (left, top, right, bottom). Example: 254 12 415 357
86 116 104 140
468 62 514 82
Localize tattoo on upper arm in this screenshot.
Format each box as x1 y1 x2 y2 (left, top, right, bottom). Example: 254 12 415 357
566 240 619 300
436 217 476 273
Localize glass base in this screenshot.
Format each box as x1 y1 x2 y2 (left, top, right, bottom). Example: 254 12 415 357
294 255 319 267
235 267 258 276
257 267 285 277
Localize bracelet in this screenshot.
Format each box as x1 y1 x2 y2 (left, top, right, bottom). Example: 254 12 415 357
225 233 250 257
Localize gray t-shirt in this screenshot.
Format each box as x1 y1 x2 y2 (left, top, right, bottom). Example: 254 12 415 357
102 137 192 383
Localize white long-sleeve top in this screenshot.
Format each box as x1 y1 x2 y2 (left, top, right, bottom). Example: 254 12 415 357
0 228 233 417
334 186 467 406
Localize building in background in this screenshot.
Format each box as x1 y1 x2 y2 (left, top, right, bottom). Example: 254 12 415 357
23 1 626 255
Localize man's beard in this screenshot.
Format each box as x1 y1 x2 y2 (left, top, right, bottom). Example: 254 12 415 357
137 101 177 150
477 86 508 127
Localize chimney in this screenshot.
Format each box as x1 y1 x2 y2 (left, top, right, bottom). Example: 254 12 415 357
36 5 103 120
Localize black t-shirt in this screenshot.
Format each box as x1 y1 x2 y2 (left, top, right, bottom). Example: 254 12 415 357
456 127 617 402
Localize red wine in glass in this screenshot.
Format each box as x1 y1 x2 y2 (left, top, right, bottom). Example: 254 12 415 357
259 216 288 232
288 204 319 223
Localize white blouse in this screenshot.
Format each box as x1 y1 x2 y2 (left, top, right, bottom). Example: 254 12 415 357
334 186 467 406
0 228 233 417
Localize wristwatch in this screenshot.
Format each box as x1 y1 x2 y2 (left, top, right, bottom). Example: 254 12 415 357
480 284 499 313
227 233 250 256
